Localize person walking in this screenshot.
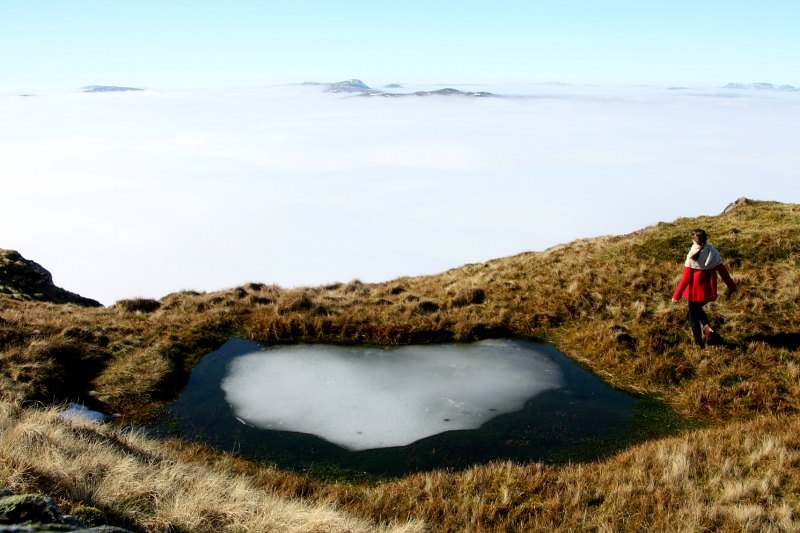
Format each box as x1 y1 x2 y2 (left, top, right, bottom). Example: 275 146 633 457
672 229 737 347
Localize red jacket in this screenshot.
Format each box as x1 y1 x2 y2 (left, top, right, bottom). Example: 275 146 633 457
673 263 736 303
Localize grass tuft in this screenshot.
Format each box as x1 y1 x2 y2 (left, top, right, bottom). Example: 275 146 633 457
115 298 162 313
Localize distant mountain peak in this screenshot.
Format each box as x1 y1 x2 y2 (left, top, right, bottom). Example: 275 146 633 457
324 79 373 93
82 85 144 93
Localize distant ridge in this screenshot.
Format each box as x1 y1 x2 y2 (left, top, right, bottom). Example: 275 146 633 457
305 79 500 98
723 82 799 92
374 87 497 98
82 85 144 93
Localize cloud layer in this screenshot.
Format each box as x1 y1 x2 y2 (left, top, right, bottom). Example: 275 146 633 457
1 84 798 303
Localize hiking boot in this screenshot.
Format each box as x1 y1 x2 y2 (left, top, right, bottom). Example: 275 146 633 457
703 324 714 345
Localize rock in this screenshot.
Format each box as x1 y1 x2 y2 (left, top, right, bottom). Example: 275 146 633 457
0 494 132 533
723 197 754 213
0 494 63 525
59 517 84 529
0 250 100 307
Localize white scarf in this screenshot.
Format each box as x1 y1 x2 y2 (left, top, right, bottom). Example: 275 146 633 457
685 242 722 270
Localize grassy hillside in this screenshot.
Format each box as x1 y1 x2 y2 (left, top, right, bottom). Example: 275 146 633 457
0 402 421 533
1 198 799 531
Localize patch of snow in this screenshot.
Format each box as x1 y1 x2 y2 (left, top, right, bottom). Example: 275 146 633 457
60 403 109 423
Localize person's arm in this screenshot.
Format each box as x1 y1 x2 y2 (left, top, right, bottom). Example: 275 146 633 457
672 266 691 302
716 263 737 293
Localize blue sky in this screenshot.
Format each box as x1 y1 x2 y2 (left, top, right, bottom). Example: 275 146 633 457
2 0 799 89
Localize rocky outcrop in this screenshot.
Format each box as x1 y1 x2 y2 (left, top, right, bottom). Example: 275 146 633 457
0 250 100 307
0 493 131 532
722 197 756 213
0 494 64 524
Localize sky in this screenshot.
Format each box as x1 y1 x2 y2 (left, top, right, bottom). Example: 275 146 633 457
1 1 799 90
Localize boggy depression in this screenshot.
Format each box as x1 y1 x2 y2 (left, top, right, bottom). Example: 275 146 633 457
153 337 664 477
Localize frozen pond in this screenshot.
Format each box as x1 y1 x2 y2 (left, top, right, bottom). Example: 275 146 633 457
156 338 642 476
222 340 563 450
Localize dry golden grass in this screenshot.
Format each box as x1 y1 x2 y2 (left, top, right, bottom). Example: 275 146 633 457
309 414 800 532
3 406 794 533
0 402 424 533
1 198 799 531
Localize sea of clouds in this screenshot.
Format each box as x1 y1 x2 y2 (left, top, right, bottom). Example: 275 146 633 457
1 83 798 304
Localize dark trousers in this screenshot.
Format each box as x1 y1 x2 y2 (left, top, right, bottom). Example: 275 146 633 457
687 301 709 346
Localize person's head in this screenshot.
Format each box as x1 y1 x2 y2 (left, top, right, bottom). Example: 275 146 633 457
692 229 707 246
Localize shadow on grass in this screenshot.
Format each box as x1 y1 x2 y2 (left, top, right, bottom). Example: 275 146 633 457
744 332 800 350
